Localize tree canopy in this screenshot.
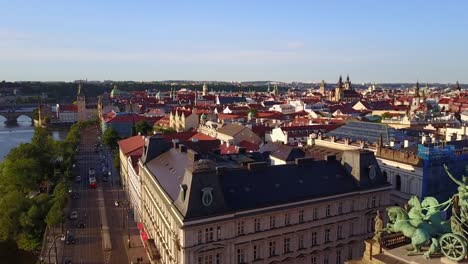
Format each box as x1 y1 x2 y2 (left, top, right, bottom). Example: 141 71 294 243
102 127 120 149
135 120 152 135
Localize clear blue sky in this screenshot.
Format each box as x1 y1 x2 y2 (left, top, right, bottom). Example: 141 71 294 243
1 0 467 83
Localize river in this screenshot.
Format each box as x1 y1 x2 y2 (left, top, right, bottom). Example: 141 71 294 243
0 115 68 263
0 116 68 161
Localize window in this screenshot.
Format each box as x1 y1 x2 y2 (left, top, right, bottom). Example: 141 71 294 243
284 238 291 253
205 227 214 242
298 234 304 249
237 248 245 264
326 205 331 217
351 200 355 212
254 218 261 232
205 255 213 264
336 249 342 264
299 209 304 223
371 196 377 208
337 225 343 240
325 229 331 243
285 213 290 225
338 202 343 215
311 256 317 264
349 222 354 236
237 221 245 235
311 232 317 246
198 256 203 264
270 215 276 229
313 208 318 220
197 230 203 243
216 253 221 264
324 255 329 264
216 226 221 240
269 241 276 257
253 245 259 260
396 174 401 191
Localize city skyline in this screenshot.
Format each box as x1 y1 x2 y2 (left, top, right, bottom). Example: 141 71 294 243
1 0 468 82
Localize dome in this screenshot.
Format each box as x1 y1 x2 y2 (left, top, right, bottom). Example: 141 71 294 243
200 113 207 120
110 85 122 98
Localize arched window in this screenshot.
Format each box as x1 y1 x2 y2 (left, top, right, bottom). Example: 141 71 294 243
396 174 402 191
382 171 388 183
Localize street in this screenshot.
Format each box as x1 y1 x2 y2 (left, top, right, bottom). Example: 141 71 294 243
60 125 149 264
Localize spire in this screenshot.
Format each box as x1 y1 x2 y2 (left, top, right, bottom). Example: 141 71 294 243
415 80 420 97
77 82 84 96
338 75 343 88
456 81 461 91
346 74 350 83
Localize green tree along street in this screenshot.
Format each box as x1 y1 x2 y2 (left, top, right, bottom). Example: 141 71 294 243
102 127 120 149
0 120 96 253
153 125 176 134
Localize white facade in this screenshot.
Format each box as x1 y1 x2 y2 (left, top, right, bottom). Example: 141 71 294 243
127 156 143 222
269 104 296 114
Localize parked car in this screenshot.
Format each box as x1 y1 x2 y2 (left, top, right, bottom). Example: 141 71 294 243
69 211 78 220
76 220 86 228
102 176 108 182
66 233 75 244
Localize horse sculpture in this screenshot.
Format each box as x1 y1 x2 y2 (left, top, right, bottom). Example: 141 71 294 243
407 196 424 227
385 206 431 254
421 196 451 234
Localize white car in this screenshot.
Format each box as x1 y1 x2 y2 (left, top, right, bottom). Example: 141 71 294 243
70 211 78 220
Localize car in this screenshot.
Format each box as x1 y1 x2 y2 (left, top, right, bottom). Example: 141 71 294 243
68 188 73 193
102 176 108 182
69 211 78 220
114 201 120 207
65 233 75 244
75 176 81 182
76 220 86 228
60 233 66 241
64 259 72 264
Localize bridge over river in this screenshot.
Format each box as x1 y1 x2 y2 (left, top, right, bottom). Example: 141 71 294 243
0 107 36 123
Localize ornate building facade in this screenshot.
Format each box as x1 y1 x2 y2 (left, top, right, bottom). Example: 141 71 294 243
137 136 392 264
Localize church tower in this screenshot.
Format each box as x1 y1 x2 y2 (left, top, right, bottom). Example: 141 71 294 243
344 74 352 90
415 81 420 98
202 83 208 96
335 75 344 101
319 80 326 96
77 82 87 121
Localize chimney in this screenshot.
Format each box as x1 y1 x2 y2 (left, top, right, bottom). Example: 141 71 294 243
138 132 141 136
179 144 187 153
344 138 350 145
187 149 200 162
192 137 199 142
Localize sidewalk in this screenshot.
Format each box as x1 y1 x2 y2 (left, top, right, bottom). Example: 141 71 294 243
38 226 64 264
124 225 151 264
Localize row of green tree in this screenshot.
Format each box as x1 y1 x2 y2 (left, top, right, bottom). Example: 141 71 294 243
0 119 96 252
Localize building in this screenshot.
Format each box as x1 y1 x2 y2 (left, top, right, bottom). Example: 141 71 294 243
76 83 98 121
329 75 361 103
56 104 78 123
216 123 262 145
118 135 146 222
169 109 200 132
137 135 392 264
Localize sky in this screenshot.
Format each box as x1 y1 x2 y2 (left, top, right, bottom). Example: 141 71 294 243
1 0 468 83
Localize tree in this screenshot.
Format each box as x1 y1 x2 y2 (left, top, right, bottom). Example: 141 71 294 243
1 158 42 192
45 202 63 228
153 125 176 135
0 190 29 240
102 127 120 149
135 120 152 135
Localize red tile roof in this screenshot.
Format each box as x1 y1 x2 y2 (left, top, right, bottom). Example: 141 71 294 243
118 135 145 155
189 132 217 141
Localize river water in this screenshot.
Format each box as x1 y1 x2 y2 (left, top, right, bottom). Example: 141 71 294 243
0 115 68 263
0 116 68 161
